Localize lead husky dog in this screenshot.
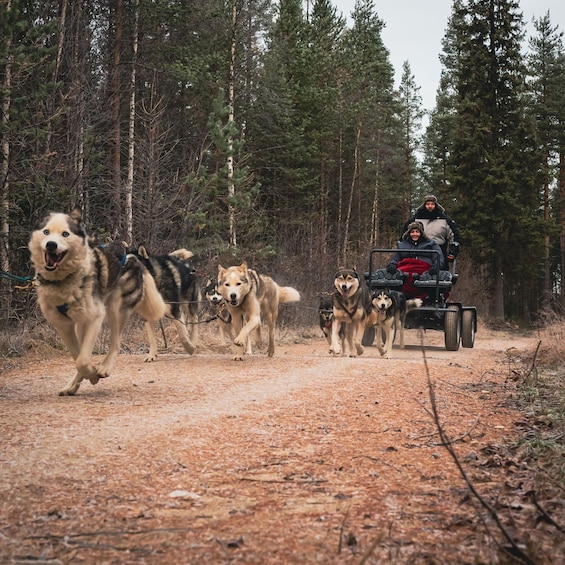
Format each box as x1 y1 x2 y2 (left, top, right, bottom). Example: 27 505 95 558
330 267 372 357
217 262 300 360
28 208 167 396
133 246 200 361
371 290 422 358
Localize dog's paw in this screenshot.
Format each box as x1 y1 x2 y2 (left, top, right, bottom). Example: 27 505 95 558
144 353 158 362
329 347 341 356
95 367 110 380
59 379 80 396
355 344 364 356
232 354 244 361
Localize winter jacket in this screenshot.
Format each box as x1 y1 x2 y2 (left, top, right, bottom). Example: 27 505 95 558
402 206 460 252
389 235 445 271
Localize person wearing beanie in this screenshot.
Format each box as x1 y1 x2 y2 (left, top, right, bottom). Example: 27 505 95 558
402 195 460 262
387 221 444 298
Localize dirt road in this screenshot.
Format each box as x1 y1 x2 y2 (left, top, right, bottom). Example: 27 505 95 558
0 327 555 563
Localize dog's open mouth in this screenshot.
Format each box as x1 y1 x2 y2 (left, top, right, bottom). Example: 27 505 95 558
44 250 67 271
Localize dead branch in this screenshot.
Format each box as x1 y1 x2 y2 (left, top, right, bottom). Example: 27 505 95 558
26 527 196 540
528 491 564 533
421 346 540 565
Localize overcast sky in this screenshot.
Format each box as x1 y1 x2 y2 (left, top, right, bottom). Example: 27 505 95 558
331 0 565 115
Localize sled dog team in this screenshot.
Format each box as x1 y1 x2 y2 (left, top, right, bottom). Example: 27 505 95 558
29 209 421 395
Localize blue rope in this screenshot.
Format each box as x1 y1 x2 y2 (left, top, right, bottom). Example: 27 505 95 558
0 271 32 283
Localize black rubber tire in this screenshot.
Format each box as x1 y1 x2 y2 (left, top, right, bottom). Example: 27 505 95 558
444 306 461 351
461 309 476 348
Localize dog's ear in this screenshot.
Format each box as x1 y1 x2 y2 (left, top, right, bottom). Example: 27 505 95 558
218 265 225 278
70 207 83 224
138 245 149 259
240 261 248 270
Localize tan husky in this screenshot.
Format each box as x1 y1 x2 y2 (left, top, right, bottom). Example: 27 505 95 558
29 208 167 396
217 262 300 360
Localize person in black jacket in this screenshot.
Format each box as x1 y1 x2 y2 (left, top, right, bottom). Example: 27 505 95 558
387 221 444 298
402 195 460 262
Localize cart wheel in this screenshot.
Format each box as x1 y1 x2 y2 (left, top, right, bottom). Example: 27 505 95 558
444 306 461 351
362 326 375 346
461 309 476 348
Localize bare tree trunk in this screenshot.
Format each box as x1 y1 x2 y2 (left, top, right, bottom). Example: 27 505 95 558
70 0 86 213
0 0 12 325
44 0 67 158
371 133 381 248
140 72 166 250
559 148 565 307
111 0 123 236
341 121 361 265
492 255 505 320
227 0 237 247
125 0 139 246
337 127 344 263
543 144 551 299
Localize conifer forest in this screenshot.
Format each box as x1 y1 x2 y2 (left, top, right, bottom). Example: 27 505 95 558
1 0 564 325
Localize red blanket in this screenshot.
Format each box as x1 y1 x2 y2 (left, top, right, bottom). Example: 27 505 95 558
397 258 430 299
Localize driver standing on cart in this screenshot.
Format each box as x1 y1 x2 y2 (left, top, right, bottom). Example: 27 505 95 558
387 221 444 299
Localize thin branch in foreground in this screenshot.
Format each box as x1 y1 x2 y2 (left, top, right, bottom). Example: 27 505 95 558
421 346 539 565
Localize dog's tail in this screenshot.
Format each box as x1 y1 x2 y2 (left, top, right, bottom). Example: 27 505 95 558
279 286 301 303
169 248 194 261
135 266 168 321
406 298 423 312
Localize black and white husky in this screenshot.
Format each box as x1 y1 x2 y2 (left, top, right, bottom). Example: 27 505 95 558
203 277 234 345
370 290 422 358
132 246 201 361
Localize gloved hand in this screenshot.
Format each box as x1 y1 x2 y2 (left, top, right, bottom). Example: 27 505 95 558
387 263 397 274
428 265 438 276
449 242 460 257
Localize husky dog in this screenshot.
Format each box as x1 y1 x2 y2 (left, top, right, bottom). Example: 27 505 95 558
28 208 167 395
133 246 200 361
217 262 300 360
371 290 422 358
318 293 345 347
203 277 257 352
330 267 372 357
203 277 235 344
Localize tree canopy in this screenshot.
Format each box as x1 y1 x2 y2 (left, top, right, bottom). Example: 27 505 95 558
1 0 564 323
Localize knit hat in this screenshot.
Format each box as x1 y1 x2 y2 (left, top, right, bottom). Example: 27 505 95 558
403 221 425 240
418 194 445 213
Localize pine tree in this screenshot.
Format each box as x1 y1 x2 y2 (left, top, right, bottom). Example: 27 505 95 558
340 0 400 255
398 61 424 215
528 13 565 304
448 0 544 320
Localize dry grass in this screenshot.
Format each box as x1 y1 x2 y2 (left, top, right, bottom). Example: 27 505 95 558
511 319 565 489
